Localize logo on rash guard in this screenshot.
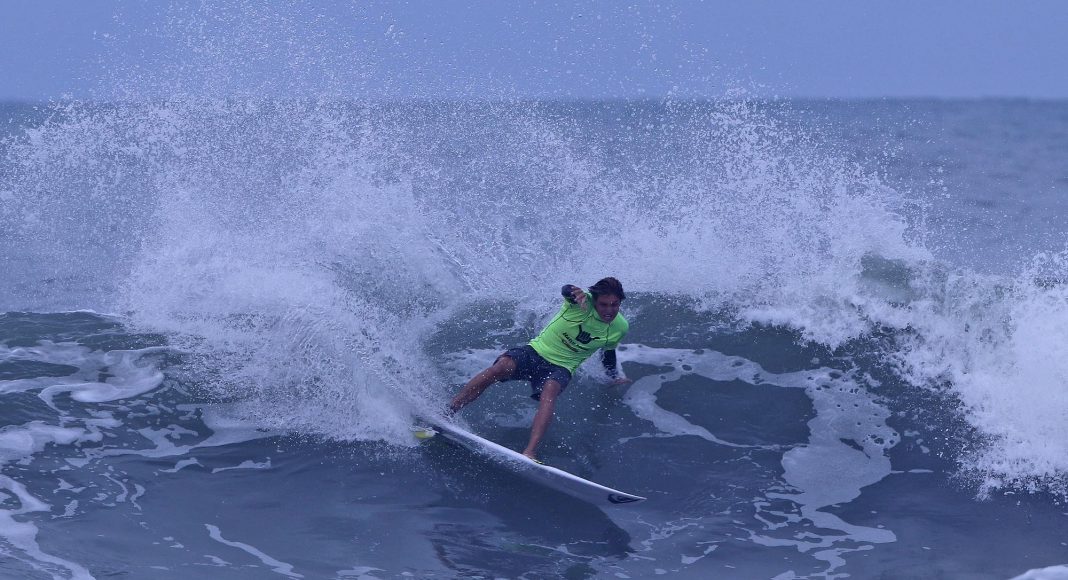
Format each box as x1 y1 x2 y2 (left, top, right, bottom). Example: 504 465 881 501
575 325 600 344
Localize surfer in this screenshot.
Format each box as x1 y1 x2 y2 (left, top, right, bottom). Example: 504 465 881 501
448 277 631 461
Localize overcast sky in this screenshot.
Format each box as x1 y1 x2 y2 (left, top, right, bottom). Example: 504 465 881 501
2 1 1067 101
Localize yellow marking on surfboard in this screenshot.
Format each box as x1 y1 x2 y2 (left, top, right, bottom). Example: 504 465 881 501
412 426 437 440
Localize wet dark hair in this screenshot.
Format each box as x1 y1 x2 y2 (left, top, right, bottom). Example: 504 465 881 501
589 277 625 301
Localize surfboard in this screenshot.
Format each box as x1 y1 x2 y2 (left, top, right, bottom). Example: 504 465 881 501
416 420 646 506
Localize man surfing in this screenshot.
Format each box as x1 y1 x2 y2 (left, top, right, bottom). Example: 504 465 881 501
448 277 631 461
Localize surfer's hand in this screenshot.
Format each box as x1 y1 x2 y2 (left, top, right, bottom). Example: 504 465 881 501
569 286 587 309
609 376 632 386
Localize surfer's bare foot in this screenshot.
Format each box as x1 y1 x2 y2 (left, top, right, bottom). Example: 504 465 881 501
523 453 544 464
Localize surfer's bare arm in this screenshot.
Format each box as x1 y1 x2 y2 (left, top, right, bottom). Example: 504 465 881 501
561 284 587 309
602 349 631 385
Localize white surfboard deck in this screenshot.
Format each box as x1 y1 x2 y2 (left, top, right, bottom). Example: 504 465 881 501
418 420 646 506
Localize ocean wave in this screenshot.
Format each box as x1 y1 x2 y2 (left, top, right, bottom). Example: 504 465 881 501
3 96 1067 500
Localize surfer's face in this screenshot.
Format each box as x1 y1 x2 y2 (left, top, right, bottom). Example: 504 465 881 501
593 294 621 323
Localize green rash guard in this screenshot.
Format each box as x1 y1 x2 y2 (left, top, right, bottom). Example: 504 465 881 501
528 292 629 373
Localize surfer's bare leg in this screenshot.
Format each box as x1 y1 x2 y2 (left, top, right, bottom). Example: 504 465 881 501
448 356 517 413
522 380 562 460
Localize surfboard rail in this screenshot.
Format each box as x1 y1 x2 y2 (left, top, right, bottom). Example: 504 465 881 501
420 420 646 506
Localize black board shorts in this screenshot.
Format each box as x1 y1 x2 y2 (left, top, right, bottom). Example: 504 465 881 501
497 345 572 401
